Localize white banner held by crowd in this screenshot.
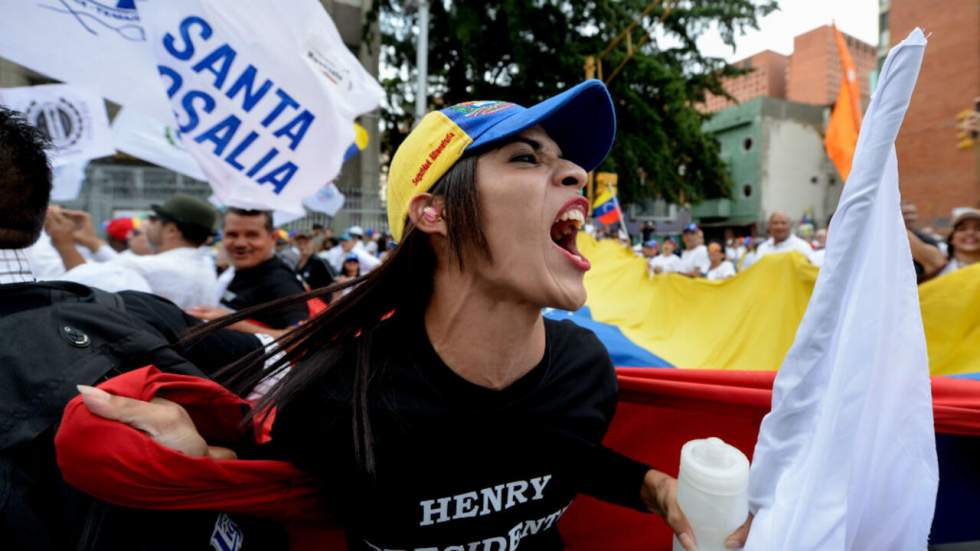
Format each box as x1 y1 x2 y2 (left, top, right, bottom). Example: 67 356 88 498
0 1 173 121
136 0 384 213
0 84 113 166
112 107 206 181
745 28 937 551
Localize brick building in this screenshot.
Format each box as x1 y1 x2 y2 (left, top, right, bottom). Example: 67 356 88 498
701 50 788 113
785 25 877 108
883 0 980 227
700 25 877 114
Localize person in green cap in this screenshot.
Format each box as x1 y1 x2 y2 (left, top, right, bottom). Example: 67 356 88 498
47 193 220 309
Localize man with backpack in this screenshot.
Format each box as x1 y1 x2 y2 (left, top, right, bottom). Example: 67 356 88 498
0 107 288 549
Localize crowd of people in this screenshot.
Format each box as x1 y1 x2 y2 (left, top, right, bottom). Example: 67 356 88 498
624 205 979 284
24 196 400 336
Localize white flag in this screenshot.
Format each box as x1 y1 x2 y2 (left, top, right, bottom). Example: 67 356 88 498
0 1 172 121
51 160 88 201
111 107 206 180
303 182 346 217
0 84 114 166
136 0 383 213
746 29 937 550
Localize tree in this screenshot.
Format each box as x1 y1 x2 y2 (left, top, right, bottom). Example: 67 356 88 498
368 0 777 205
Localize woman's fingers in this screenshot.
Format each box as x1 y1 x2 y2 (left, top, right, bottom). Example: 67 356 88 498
663 480 697 551
76 385 211 458
724 513 754 549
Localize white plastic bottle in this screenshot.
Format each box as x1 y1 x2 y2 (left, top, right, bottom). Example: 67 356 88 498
672 437 750 551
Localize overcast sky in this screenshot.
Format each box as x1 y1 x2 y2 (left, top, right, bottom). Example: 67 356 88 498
696 0 880 62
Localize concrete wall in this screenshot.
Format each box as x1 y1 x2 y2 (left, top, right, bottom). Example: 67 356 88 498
760 112 841 226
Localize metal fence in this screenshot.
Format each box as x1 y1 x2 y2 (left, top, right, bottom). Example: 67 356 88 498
59 161 388 236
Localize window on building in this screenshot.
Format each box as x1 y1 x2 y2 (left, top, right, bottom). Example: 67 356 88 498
743 184 753 198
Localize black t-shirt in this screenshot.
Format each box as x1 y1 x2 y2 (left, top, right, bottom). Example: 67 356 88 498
297 255 336 291
221 256 308 329
271 316 651 550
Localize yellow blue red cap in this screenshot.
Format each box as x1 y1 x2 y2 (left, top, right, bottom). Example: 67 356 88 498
386 80 616 242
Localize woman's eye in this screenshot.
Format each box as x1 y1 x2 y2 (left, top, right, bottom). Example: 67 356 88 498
510 153 537 164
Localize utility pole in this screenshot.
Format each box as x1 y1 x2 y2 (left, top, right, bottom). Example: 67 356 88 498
415 0 429 123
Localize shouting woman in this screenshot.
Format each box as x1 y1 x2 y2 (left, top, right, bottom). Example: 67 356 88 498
62 80 750 550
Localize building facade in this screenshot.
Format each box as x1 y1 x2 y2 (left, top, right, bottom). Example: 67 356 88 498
701 50 789 113
881 0 980 227
700 25 876 115
785 25 877 108
0 0 383 234
693 97 842 234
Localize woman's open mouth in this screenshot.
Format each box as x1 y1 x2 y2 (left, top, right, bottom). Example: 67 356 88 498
550 198 591 271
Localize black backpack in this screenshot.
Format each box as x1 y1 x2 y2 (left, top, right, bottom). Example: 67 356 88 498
0 281 287 551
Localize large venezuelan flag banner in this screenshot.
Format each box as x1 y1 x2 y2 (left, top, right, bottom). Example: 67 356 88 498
574 234 980 376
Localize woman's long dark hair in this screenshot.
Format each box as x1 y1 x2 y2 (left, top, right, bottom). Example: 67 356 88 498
180 155 486 474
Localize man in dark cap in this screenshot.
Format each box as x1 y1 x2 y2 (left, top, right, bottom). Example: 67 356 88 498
48 194 220 308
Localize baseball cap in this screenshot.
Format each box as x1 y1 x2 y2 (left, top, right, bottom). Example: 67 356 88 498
105 217 137 242
951 207 980 229
682 223 699 234
151 194 217 233
643 239 658 248
348 225 365 237
386 79 616 242
338 232 352 242
344 253 359 262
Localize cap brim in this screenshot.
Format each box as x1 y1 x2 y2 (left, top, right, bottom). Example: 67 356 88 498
469 80 616 171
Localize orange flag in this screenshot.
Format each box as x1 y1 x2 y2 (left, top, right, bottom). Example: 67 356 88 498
824 25 863 182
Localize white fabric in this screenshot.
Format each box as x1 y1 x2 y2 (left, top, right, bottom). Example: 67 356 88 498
320 243 379 274
705 260 735 281
215 266 236 305
60 261 153 294
755 234 814 264
62 246 218 309
679 244 709 275
111 107 207 180
302 182 346 216
810 248 826 268
91 245 120 263
0 248 36 284
136 0 384 213
0 84 114 167
51 161 89 201
938 257 972 277
648 254 681 274
24 231 98 280
0 1 172 121
745 28 937 551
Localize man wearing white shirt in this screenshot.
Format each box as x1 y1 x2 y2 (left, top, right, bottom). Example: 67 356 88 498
649 238 682 275
319 231 381 274
705 242 736 280
678 223 710 277
747 211 814 268
48 194 219 309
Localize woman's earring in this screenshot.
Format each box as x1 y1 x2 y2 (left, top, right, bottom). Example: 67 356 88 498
422 207 441 223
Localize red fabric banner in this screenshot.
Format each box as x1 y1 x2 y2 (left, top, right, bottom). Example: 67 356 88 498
559 368 980 550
